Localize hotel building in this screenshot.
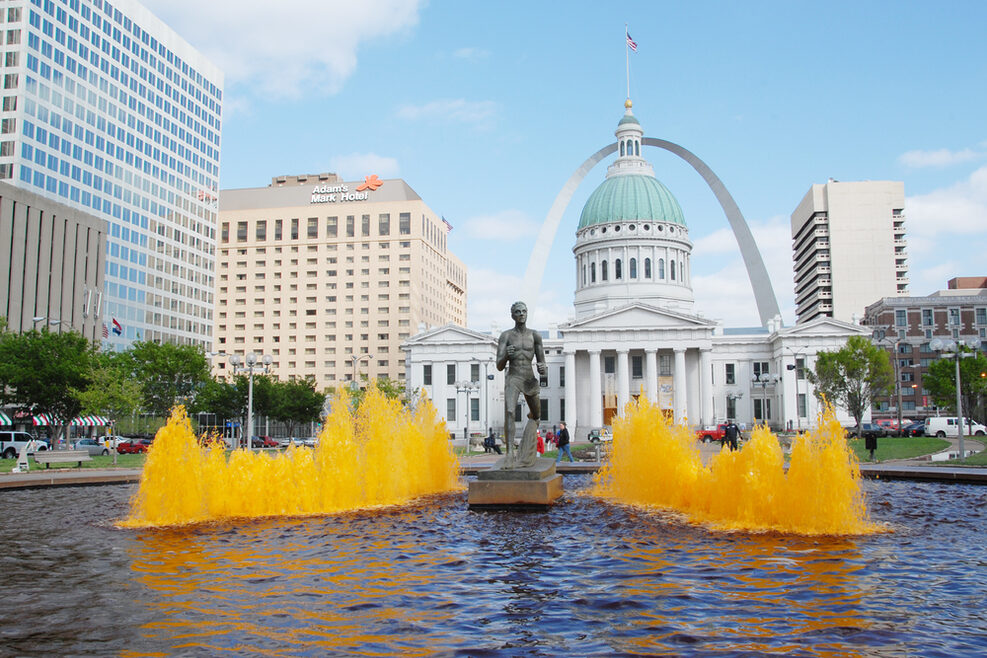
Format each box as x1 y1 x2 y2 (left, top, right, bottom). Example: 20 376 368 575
215 173 467 390
791 180 908 324
0 0 222 348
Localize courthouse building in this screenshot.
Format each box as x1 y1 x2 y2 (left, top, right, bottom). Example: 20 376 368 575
405 102 866 440
214 173 467 390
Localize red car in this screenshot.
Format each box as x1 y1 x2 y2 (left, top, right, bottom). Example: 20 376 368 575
117 438 153 454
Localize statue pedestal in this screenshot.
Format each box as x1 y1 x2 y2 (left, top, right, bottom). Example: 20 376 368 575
468 457 563 507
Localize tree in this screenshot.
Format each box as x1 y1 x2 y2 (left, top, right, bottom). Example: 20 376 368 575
807 335 894 435
121 341 211 416
0 326 96 446
923 351 987 430
189 377 242 432
74 350 142 426
271 378 325 438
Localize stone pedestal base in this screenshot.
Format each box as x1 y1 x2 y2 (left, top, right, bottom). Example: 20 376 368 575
468 457 564 507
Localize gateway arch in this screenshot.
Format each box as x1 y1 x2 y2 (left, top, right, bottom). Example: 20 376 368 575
522 138 781 327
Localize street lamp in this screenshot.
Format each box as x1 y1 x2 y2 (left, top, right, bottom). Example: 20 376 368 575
751 373 779 426
350 354 373 390
929 337 978 460
32 316 61 331
873 327 904 433
228 352 273 450
455 380 480 445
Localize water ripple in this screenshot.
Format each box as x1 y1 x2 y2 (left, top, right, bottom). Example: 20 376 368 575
0 476 985 656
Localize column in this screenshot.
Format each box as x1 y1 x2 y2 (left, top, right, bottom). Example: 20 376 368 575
700 348 713 426
673 348 687 423
589 350 602 428
616 349 630 412
646 349 658 403
564 350 577 431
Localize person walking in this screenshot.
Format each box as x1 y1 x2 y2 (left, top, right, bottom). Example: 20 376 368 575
555 421 574 463
723 419 741 451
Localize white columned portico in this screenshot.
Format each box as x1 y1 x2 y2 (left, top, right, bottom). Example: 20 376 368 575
673 348 687 422
564 350 577 429
645 348 658 403
700 348 713 426
616 349 630 412
589 350 602 428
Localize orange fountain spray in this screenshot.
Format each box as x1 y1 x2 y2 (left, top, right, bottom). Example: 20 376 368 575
592 396 881 535
123 386 461 528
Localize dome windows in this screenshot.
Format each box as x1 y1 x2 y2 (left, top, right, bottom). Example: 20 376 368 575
629 258 637 279
644 258 651 278
615 259 622 280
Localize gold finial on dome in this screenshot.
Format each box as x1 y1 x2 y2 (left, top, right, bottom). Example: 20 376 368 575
624 98 633 109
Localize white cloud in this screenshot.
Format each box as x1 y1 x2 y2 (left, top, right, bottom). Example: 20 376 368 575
466 268 569 333
453 47 490 61
328 153 400 180
907 165 987 236
396 99 498 128
140 0 423 99
460 209 540 240
898 147 983 168
692 216 796 326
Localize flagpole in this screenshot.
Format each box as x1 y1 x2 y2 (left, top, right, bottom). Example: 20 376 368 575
625 24 630 100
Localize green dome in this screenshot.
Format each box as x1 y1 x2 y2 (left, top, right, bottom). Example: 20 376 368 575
578 174 686 229
617 114 640 126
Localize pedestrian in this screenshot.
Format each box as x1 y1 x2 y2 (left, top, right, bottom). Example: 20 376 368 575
484 428 502 455
723 419 741 451
556 421 574 463
536 430 545 455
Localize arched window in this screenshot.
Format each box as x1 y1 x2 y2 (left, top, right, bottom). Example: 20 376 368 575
615 259 622 280
658 258 665 279
629 258 637 278
680 260 685 283
644 258 651 278
582 264 587 286
601 260 608 281
590 262 596 283
635 141 640 156
671 260 676 281
620 141 625 157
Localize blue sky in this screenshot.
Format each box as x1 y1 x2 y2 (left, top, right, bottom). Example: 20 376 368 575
144 0 987 331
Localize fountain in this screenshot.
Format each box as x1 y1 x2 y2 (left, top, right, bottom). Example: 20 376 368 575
3 383 985 655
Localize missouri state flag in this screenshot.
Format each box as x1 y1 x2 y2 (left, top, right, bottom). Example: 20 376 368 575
112 318 123 336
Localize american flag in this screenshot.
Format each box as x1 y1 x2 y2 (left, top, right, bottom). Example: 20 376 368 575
626 31 638 52
442 217 453 232
102 323 109 339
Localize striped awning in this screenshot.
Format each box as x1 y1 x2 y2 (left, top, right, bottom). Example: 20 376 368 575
0 411 11 425
70 415 111 426
32 413 60 426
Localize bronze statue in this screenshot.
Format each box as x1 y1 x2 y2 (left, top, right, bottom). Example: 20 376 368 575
495 301 547 468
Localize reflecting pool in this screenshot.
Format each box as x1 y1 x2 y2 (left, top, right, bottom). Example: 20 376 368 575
1 476 984 656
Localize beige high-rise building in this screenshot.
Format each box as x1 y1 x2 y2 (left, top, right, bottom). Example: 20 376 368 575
214 173 467 390
791 180 908 324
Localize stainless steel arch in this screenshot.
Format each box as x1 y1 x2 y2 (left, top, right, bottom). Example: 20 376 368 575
522 139 781 327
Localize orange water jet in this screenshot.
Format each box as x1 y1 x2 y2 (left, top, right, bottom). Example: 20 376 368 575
122 386 461 528
592 397 881 535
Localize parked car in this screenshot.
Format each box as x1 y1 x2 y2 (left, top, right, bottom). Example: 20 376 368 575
849 423 886 439
72 438 110 456
876 419 899 433
117 438 153 454
695 424 728 444
925 417 987 438
100 435 126 449
0 431 49 459
899 421 925 437
587 428 612 443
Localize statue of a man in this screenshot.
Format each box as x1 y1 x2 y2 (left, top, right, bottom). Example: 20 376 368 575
496 301 547 466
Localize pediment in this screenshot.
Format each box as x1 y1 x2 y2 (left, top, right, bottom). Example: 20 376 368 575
403 323 497 346
777 317 869 338
563 303 717 332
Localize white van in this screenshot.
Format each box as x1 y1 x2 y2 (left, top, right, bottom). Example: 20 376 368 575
925 417 987 438
0 431 49 459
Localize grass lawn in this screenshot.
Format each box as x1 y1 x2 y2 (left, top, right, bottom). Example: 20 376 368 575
0 453 147 473
957 445 987 465
848 436 949 463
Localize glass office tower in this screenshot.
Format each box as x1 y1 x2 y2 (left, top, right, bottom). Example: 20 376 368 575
0 0 222 349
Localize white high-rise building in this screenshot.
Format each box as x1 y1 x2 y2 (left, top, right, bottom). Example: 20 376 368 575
0 0 222 348
791 180 908 324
